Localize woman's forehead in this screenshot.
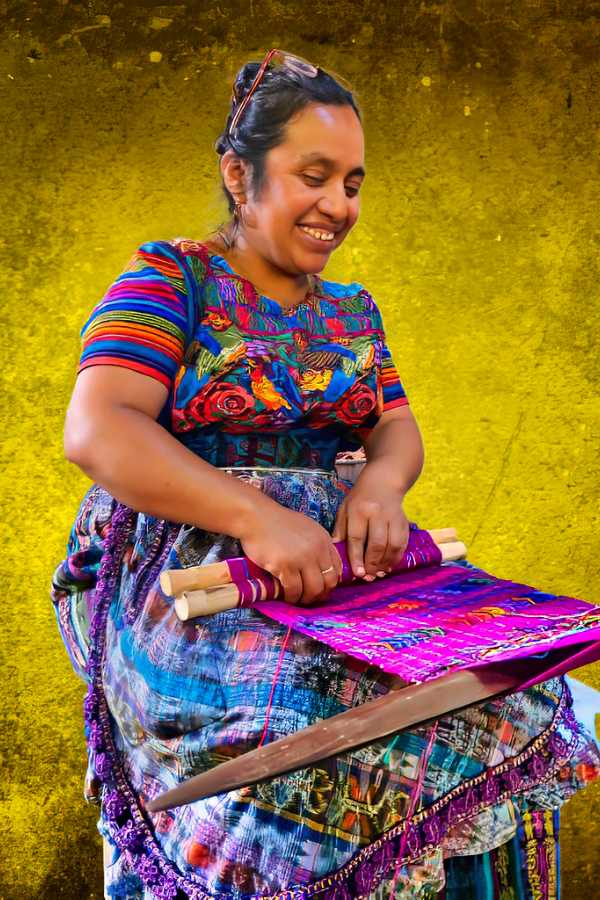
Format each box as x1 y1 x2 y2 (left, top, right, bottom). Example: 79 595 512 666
273 103 365 172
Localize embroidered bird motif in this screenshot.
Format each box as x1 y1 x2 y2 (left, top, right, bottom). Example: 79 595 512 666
248 360 292 411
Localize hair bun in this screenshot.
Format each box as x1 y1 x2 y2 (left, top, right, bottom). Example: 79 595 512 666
232 62 261 104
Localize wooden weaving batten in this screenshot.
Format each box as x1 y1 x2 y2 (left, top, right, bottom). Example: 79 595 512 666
147 639 600 812
147 664 521 812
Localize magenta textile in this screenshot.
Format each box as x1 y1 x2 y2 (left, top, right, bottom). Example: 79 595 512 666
254 560 600 684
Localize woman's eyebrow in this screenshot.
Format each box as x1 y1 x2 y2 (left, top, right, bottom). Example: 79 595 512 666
297 152 366 178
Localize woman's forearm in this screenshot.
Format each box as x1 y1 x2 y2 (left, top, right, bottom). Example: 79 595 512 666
65 407 277 538
361 414 425 496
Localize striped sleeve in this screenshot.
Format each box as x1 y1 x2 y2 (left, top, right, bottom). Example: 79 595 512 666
361 285 409 413
77 241 190 389
380 341 409 412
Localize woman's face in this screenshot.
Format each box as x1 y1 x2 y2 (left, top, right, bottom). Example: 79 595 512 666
244 102 365 275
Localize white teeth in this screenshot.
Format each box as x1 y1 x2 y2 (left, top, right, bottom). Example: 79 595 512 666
299 225 335 241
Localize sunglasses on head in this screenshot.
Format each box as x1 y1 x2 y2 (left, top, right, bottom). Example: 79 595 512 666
227 48 352 139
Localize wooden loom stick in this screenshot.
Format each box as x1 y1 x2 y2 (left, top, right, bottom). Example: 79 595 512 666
146 664 522 812
174 540 468 621
161 527 460 597
175 578 283 620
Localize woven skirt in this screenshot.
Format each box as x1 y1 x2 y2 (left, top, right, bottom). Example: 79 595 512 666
51 467 600 899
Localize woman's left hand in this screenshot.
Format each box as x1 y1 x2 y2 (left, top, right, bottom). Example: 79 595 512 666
331 459 410 580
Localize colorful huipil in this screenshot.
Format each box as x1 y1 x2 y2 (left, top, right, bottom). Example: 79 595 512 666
52 239 600 899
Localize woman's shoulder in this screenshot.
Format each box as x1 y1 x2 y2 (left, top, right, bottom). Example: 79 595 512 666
124 237 218 297
128 235 220 265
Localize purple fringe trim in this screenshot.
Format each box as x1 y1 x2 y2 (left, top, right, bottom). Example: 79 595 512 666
85 503 590 900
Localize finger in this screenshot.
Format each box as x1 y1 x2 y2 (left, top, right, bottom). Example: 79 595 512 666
386 518 410 571
280 570 303 605
318 552 342 596
364 519 389 576
331 504 347 543
298 564 327 606
346 512 369 578
372 521 393 576
330 544 344 582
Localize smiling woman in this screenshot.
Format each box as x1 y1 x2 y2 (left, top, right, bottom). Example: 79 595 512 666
51 48 600 900
211 79 366 307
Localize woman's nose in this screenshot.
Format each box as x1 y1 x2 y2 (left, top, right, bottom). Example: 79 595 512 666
317 182 350 222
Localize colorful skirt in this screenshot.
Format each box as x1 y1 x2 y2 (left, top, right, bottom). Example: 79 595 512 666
51 467 600 899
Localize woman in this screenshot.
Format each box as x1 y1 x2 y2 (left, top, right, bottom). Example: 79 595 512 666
52 50 599 899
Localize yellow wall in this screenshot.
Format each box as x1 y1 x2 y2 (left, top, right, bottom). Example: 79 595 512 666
1 1 598 895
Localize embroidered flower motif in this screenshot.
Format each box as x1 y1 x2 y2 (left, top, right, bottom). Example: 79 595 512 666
191 382 255 422
504 768 523 793
83 688 98 723
423 816 441 844
87 719 103 751
549 732 569 760
137 854 161 884
404 823 422 856
337 381 377 425
151 871 180 899
482 776 500 805
118 819 145 850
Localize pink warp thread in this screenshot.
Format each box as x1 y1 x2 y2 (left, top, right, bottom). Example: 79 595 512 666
389 720 439 895
257 626 293 749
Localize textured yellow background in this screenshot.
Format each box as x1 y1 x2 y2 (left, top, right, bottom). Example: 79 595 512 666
1 1 599 896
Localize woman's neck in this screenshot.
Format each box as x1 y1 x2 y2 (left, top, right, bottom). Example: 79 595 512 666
206 231 314 308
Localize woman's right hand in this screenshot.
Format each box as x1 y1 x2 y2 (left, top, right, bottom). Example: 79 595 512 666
237 504 343 606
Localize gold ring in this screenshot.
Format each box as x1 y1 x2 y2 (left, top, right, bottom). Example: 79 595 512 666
320 566 334 575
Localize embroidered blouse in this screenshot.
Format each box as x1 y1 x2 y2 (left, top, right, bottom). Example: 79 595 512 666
77 238 409 470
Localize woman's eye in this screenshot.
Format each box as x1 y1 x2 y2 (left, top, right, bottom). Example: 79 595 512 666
302 174 360 198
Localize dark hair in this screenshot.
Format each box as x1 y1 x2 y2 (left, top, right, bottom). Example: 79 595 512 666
212 57 362 247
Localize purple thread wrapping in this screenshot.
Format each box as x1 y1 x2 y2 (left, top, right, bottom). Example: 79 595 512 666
228 557 269 582
227 558 248 582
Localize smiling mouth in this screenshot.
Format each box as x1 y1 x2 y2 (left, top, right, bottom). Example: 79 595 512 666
297 224 337 245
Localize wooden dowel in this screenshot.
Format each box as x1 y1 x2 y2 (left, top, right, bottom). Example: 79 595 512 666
175 578 284 621
440 540 467 562
429 527 458 545
161 527 460 597
161 562 231 597
175 584 244 620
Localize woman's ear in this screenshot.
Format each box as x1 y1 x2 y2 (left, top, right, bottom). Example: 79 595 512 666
220 150 251 203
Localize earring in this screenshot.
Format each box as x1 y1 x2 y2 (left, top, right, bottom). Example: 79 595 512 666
233 198 245 223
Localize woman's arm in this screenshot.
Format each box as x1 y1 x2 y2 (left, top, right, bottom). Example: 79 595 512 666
362 405 425 494
64 366 279 539
64 366 343 604
332 406 425 578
